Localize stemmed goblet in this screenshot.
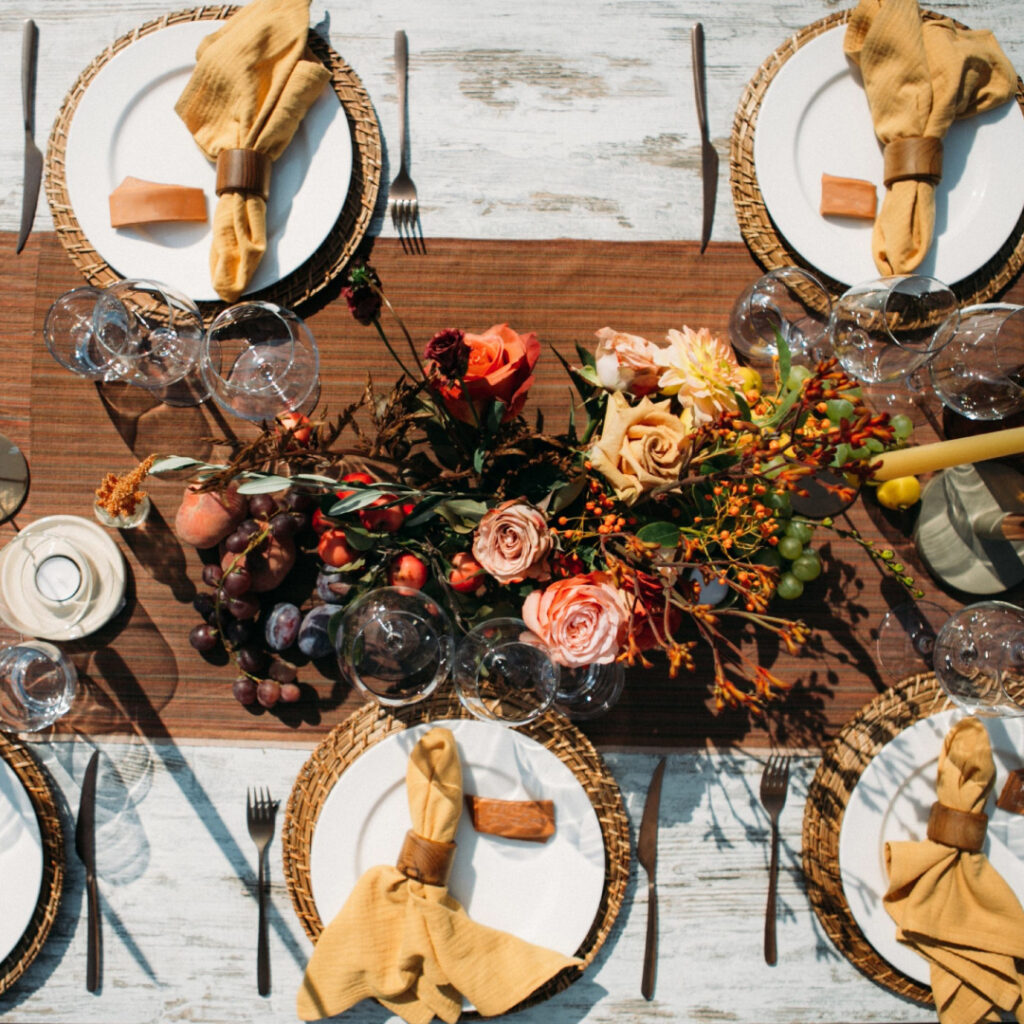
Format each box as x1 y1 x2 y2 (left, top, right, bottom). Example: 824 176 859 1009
928 304 1024 421
932 600 1024 716
728 266 834 366
453 618 560 727
335 587 454 707
829 274 960 413
200 301 319 422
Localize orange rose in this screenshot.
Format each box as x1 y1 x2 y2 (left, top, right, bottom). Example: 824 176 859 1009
522 572 629 668
434 324 540 423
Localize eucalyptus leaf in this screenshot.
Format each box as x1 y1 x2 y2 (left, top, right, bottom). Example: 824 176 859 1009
236 475 292 495
330 489 387 516
149 455 219 475
635 521 681 548
341 526 376 551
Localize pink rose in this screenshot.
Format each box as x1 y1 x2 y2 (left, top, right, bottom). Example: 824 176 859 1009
594 327 665 396
472 500 553 584
522 573 628 668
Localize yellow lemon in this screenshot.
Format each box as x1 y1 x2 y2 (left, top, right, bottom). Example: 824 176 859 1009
737 366 762 399
876 476 921 511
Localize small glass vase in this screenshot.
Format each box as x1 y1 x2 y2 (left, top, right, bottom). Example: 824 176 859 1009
552 662 625 721
94 494 151 530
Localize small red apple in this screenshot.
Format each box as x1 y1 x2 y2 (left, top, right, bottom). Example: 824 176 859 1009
388 553 428 589
276 412 313 445
317 528 357 568
449 552 486 594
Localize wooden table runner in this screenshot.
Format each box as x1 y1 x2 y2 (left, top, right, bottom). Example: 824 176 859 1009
5 231 1023 748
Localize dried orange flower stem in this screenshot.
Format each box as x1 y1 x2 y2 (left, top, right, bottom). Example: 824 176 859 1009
95 455 156 517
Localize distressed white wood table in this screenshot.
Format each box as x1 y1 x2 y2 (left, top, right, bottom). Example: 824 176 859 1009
1 739 938 1024
1 0 1022 243
2 1 1022 1020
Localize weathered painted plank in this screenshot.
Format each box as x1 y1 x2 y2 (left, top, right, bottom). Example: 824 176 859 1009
0 1 1020 244
0 740 935 1022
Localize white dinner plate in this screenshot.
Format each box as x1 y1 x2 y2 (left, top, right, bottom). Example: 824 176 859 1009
0 515 127 641
0 754 44 964
63 20 352 302
754 26 1024 287
839 710 1024 985
310 718 606 961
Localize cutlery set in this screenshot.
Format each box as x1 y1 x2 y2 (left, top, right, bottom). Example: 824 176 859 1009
73 755 280 997
637 753 794 999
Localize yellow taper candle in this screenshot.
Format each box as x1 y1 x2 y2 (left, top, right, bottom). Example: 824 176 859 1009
872 426 1024 481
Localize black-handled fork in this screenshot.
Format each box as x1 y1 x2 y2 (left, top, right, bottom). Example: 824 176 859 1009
246 787 278 995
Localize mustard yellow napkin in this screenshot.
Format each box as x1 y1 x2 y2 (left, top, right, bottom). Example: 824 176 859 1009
844 0 1017 275
297 727 580 1024
174 0 330 302
884 717 1024 1024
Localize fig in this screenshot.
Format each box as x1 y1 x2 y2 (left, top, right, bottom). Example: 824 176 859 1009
174 483 248 549
219 533 296 593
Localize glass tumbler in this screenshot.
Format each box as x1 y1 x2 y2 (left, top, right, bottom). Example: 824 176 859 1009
0 640 77 732
201 301 320 421
453 618 560 727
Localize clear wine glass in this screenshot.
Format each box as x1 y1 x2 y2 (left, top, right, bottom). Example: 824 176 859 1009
728 266 834 366
830 275 960 412
929 303 1024 421
553 662 626 721
200 301 320 422
875 599 954 682
932 600 1024 716
453 618 560 727
335 587 454 707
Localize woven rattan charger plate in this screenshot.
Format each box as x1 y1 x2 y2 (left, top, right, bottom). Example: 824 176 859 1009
802 671 956 1005
283 691 630 1014
730 9 1024 310
0 733 64 995
44 6 381 314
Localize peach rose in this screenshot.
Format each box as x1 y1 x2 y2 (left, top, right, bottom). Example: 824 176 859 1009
594 327 665 396
472 500 552 584
434 324 540 423
589 391 694 504
522 573 629 668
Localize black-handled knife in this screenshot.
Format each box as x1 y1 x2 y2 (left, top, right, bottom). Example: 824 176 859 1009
17 19 43 255
691 23 718 254
637 757 666 1001
75 749 101 993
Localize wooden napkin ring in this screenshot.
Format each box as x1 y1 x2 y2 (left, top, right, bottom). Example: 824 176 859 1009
396 830 456 886
997 768 1024 814
926 801 988 851
883 137 943 188
465 795 556 842
215 149 272 201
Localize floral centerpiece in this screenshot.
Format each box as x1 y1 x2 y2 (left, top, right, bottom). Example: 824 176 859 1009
154 265 911 713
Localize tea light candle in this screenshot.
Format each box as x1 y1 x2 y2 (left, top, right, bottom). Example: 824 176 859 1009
34 554 83 603
871 425 1024 481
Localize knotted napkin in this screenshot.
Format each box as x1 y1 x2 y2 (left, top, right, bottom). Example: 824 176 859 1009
297 727 580 1024
883 717 1024 1024
843 0 1017 275
174 0 330 302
